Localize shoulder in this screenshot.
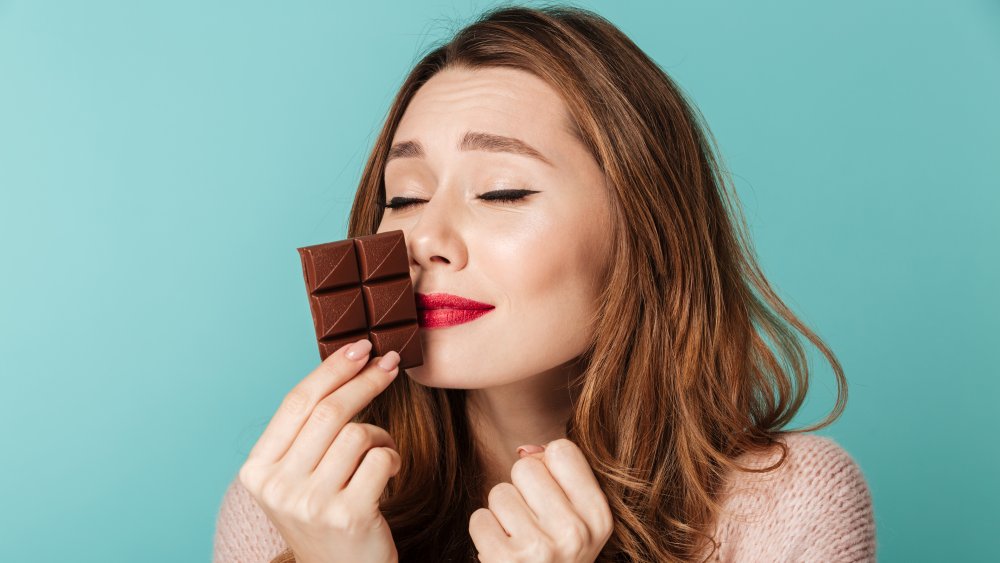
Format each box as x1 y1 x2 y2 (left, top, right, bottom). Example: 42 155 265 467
710 433 877 562
724 433 873 502
212 474 290 563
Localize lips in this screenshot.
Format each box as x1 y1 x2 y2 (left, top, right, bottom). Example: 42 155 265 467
416 292 495 328
417 292 493 310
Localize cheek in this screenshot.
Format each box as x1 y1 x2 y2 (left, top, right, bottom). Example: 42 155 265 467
486 221 599 324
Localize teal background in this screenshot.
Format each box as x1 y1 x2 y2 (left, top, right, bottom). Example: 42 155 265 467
1 0 997 561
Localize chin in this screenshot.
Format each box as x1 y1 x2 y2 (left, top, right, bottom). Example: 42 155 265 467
402 363 476 390
403 337 475 389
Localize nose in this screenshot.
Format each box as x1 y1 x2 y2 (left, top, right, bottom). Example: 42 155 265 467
403 192 468 275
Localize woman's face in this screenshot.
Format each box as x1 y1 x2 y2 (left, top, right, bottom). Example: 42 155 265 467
377 66 612 389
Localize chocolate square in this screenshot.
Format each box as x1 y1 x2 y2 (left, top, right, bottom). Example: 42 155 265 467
297 230 423 368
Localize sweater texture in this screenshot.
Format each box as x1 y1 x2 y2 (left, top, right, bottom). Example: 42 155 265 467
213 432 876 562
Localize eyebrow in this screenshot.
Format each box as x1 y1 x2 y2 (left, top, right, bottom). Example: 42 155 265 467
386 130 555 167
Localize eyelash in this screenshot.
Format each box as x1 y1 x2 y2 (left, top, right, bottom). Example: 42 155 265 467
379 188 537 211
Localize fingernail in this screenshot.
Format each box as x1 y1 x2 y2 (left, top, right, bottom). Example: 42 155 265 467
345 339 372 360
516 444 544 457
377 350 401 371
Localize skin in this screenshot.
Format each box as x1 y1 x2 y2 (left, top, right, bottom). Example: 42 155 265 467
375 66 613 494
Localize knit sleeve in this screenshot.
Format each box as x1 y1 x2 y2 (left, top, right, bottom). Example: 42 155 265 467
796 436 877 562
212 475 290 563
711 433 877 562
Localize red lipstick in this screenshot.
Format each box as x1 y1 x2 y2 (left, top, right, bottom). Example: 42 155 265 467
416 292 495 328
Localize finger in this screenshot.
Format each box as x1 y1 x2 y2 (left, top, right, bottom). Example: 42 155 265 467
311 423 397 493
485 482 539 539
535 439 612 537
510 455 589 548
246 338 373 465
343 446 402 506
279 352 400 473
469 507 510 561
517 444 545 457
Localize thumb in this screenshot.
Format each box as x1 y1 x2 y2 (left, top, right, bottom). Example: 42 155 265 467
516 444 546 459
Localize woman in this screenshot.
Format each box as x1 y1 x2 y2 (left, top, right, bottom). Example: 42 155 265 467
214 4 876 562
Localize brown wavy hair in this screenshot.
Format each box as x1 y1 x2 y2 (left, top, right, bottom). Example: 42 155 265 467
272 2 847 562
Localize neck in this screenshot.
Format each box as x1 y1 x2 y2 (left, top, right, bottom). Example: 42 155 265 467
465 356 584 493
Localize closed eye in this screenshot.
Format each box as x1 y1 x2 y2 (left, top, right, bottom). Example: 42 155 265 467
379 188 540 211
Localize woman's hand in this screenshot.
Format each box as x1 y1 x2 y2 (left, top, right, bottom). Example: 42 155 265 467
469 439 614 563
238 339 402 563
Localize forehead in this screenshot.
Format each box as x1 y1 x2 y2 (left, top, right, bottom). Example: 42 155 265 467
392 67 576 155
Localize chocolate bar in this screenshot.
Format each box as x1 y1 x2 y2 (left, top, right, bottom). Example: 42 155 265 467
297 230 424 368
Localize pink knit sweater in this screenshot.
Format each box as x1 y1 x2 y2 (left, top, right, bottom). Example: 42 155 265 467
213 432 876 562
